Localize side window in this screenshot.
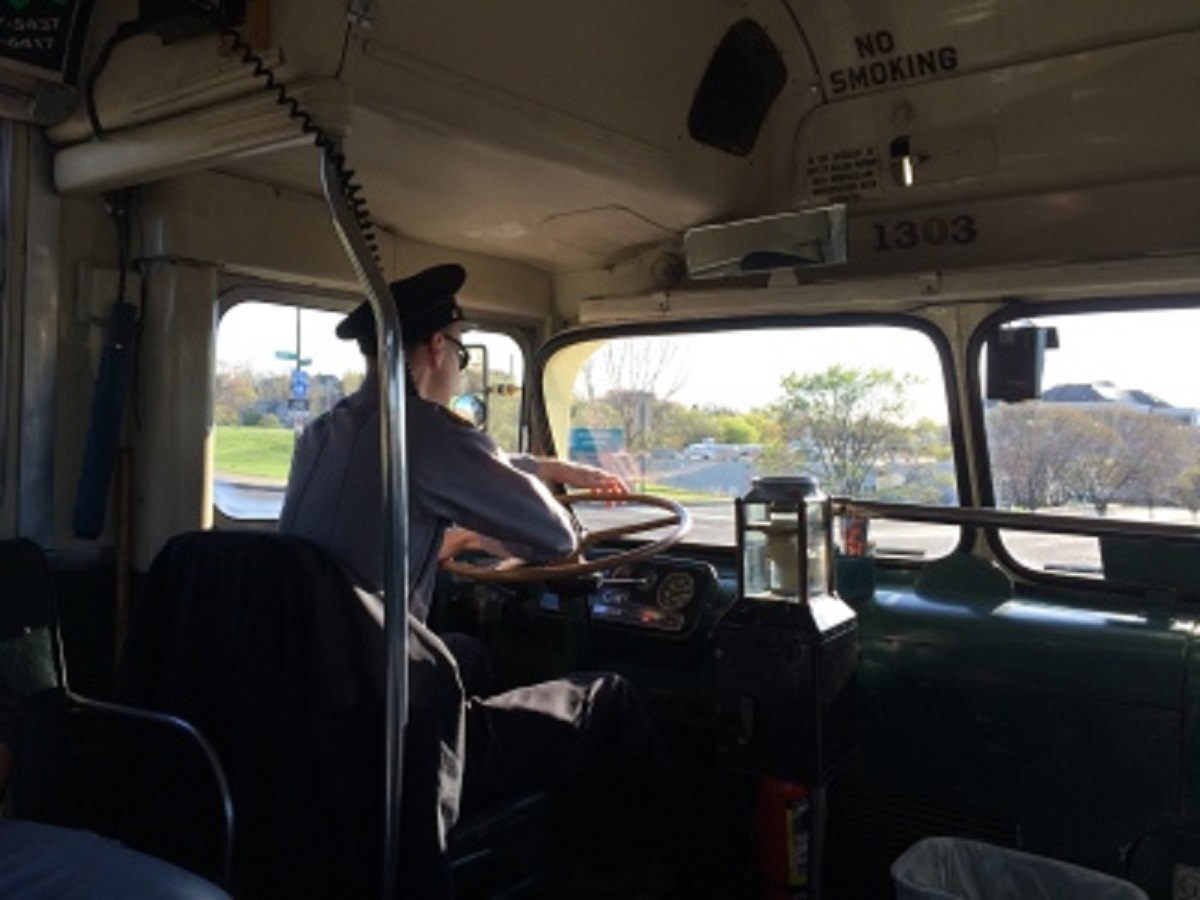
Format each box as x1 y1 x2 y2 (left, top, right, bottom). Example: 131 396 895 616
214 299 525 521
980 305 1200 577
544 324 958 553
457 331 526 451
214 302 354 520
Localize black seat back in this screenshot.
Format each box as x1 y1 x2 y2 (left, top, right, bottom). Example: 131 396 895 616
0 538 66 697
1 537 67 824
118 530 464 899
1 538 234 888
0 537 66 817
16 690 235 887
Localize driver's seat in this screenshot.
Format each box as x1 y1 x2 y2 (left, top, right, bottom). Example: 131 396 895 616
117 529 469 898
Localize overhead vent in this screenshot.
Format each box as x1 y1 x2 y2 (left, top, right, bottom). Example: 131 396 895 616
688 19 786 157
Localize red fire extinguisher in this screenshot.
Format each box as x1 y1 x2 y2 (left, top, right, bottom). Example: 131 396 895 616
756 776 812 899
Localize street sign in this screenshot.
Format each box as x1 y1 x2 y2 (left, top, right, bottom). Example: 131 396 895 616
291 369 310 398
275 350 313 366
570 427 625 454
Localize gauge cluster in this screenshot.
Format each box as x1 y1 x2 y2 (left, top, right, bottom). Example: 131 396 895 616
584 558 716 633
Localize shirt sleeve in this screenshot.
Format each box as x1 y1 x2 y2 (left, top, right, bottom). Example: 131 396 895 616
410 407 578 563
278 423 324 532
506 453 540 477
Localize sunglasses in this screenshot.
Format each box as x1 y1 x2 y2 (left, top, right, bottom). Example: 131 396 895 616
442 333 471 372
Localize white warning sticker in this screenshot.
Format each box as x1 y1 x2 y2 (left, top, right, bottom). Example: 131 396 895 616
805 146 882 202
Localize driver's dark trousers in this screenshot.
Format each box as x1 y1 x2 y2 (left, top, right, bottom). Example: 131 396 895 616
460 671 678 875
461 672 658 815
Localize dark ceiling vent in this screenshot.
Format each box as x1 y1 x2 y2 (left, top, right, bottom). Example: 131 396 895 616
688 19 787 157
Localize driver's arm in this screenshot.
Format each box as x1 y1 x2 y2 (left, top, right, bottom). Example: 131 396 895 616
413 408 579 564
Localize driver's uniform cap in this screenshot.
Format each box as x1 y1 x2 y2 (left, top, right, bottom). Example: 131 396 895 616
336 263 467 356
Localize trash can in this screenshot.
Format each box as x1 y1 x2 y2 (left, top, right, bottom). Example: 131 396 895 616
892 837 1148 900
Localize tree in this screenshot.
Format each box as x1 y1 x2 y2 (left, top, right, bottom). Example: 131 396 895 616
257 373 292 405
986 403 1077 510
1112 411 1191 514
215 365 259 426
606 389 658 451
1175 464 1200 518
988 403 1194 515
902 418 952 463
570 397 621 430
744 410 785 449
581 339 687 450
1061 407 1183 514
777 366 914 495
715 414 759 445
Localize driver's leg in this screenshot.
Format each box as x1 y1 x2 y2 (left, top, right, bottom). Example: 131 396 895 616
460 672 681 892
461 671 654 812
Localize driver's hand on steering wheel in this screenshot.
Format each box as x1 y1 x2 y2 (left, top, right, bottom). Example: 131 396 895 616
537 459 629 495
439 526 581 569
439 527 498 561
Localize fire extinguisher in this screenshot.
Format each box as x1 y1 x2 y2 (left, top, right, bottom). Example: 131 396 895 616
756 776 812 899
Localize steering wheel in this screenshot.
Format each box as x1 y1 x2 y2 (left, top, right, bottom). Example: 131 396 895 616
441 492 692 584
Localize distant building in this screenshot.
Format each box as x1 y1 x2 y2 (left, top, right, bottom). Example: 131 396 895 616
1042 381 1199 425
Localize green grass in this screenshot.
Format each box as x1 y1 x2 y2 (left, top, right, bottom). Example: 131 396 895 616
214 427 295 481
631 483 728 504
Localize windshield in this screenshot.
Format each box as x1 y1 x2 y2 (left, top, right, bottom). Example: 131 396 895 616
543 323 959 555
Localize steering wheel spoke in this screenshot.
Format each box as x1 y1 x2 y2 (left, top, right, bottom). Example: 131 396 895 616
580 513 682 545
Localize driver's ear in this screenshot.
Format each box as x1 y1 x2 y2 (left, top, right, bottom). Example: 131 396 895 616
423 334 442 367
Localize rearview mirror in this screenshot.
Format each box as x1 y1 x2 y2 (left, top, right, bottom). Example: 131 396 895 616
684 205 847 279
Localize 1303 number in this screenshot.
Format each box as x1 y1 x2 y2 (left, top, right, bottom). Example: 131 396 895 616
872 215 978 251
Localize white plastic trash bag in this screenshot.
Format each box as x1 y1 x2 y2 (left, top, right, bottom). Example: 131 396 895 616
892 837 1148 900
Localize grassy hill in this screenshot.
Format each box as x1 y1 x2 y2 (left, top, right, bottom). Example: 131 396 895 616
214 427 295 481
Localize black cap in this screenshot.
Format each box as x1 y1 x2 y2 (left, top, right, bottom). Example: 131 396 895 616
336 263 467 356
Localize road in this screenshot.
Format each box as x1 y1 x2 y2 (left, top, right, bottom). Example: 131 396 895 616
214 478 286 520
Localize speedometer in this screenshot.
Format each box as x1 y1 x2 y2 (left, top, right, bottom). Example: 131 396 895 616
656 572 695 611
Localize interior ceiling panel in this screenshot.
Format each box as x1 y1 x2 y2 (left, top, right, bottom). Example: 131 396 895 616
214 0 820 275
88 2 1200 280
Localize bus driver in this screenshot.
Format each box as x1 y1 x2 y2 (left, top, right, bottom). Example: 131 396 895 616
279 264 668 887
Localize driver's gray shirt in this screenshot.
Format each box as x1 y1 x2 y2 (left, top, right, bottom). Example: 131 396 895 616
279 372 577 621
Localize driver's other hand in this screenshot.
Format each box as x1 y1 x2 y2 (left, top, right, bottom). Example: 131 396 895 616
439 527 483 561
440 529 514 563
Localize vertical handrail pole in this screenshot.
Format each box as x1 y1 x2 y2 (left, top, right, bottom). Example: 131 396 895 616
320 153 410 900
